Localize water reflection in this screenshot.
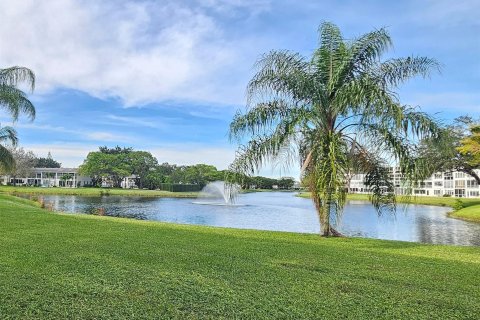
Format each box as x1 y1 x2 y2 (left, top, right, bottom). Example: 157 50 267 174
23 192 480 246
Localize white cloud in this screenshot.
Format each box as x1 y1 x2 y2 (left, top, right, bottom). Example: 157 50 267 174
9 122 135 143
105 115 161 129
21 143 96 167
0 0 267 106
85 131 133 142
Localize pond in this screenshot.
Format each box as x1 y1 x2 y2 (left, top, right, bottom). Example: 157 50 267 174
30 192 480 246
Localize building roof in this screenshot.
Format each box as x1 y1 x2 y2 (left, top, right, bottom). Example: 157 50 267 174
33 168 79 173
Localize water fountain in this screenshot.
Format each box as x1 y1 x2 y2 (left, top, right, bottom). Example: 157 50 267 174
193 181 241 206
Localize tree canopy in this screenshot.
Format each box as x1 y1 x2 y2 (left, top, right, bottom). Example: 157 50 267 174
0 147 36 186
35 152 61 168
418 116 480 183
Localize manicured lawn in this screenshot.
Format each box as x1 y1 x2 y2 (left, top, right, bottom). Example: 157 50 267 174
0 194 479 319
451 206 480 222
0 185 198 198
298 192 480 222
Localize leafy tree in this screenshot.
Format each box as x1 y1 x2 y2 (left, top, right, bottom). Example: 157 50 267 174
79 152 111 187
184 164 219 186
99 146 133 154
143 168 165 190
278 177 295 189
157 162 177 177
2 147 36 186
0 66 36 170
418 116 480 183
166 164 225 186
457 126 480 168
80 147 135 187
130 151 158 188
228 22 440 236
169 165 187 184
35 152 61 168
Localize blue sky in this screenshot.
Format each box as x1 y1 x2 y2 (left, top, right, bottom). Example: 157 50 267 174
1 0 479 178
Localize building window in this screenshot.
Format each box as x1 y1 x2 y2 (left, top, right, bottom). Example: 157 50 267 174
445 190 454 196
455 172 465 179
434 190 441 196
455 189 465 197
467 180 478 188
434 181 443 187
444 181 454 188
455 180 466 188
470 191 479 197
434 173 442 179
444 172 453 180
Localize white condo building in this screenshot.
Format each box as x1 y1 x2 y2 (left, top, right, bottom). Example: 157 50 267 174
0 168 136 188
0 168 92 187
349 167 480 198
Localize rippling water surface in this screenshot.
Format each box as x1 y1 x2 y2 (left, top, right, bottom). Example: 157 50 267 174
31 192 480 246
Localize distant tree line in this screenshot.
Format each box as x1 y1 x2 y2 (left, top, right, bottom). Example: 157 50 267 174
0 145 296 190
35 152 61 168
79 146 296 190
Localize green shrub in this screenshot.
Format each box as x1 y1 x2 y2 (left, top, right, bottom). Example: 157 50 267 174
453 199 464 211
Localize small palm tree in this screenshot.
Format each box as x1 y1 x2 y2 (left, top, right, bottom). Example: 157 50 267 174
229 22 440 236
0 66 35 170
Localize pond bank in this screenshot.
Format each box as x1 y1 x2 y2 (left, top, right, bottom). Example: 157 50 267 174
0 185 198 198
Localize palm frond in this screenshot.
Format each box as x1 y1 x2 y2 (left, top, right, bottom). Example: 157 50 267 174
0 144 15 171
247 51 311 105
0 84 36 121
0 126 18 145
375 57 441 87
0 66 35 91
229 100 310 141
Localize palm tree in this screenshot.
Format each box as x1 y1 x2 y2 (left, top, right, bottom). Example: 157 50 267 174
228 22 441 236
0 66 35 170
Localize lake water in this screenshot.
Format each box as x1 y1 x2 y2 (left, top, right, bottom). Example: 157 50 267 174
32 192 480 246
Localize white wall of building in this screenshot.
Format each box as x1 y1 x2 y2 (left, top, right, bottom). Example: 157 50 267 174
0 168 92 188
349 168 480 198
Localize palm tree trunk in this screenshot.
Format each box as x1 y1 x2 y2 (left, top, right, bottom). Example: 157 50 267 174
312 189 331 236
312 189 343 237
321 200 331 236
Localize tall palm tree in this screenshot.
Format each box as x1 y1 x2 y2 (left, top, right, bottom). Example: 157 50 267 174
0 66 35 170
228 22 441 236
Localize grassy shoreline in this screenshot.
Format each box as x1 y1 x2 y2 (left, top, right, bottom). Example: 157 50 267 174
0 193 479 318
0 185 198 198
297 192 480 223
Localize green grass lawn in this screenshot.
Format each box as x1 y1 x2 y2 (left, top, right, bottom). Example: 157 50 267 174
298 192 480 222
451 206 480 222
0 185 198 198
0 194 479 319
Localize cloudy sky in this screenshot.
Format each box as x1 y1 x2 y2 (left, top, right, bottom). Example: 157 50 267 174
0 0 479 177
